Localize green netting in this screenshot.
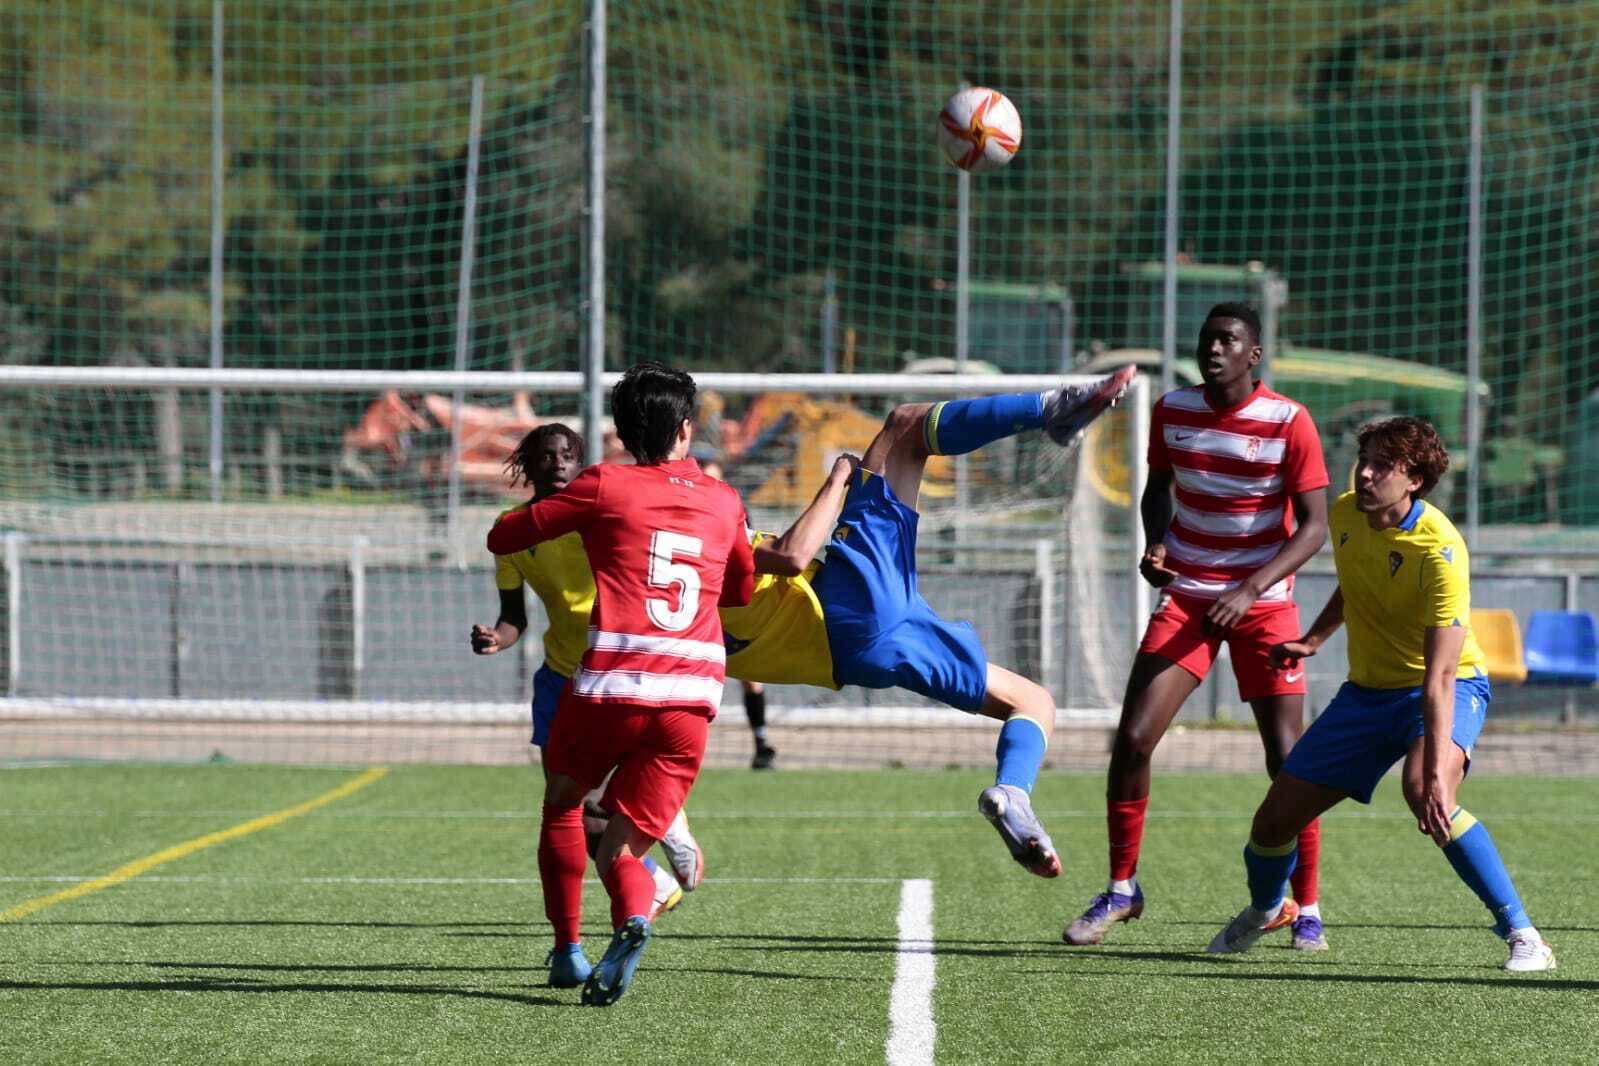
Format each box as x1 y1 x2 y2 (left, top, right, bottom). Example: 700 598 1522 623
3 2 1599 765
609 0 1599 530
4 1 1598 525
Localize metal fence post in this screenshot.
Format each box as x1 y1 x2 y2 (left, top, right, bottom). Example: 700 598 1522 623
583 0 608 465
447 74 485 570
351 536 367 701
173 563 189 698
1160 0 1183 397
1128 377 1152 662
1466 84 1485 544
1034 539 1056 701
209 0 226 504
4 533 21 695
1565 570 1580 725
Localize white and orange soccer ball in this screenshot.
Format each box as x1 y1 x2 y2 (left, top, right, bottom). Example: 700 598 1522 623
937 87 1022 173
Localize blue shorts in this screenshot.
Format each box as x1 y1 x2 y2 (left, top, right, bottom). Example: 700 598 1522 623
811 471 989 712
530 663 571 747
1281 672 1491 804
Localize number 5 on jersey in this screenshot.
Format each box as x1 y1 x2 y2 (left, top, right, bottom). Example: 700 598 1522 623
646 531 703 631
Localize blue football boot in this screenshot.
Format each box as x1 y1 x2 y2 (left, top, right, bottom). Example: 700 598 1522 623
581 916 652 1007
545 943 593 989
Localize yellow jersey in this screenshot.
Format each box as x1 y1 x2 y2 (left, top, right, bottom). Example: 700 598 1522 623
719 532 838 690
493 508 593 678
495 520 838 690
1329 491 1486 689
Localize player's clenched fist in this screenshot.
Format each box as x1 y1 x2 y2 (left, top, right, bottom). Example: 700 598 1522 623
470 623 504 655
1139 543 1177 588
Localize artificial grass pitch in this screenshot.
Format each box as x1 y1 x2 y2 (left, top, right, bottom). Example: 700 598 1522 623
1 763 1592 1065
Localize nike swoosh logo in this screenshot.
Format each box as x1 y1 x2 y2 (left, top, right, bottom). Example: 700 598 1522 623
1284 670 1303 683
1173 432 1197 441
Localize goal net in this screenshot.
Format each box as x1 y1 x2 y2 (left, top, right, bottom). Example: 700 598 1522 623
0 371 1148 769
3 2 1597 774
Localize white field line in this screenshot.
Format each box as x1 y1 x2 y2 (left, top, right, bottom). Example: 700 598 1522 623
0 874 904 887
887 878 936 1066
0 807 1587 823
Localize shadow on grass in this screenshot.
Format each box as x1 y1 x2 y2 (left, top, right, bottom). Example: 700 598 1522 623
1017 957 1596 991
21 919 534 930
1155 919 1599 934
70 959 543 976
656 966 866 982
0 976 565 1006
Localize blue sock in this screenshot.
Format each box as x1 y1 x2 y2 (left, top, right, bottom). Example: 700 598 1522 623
1243 838 1298 913
1441 808 1531 933
994 715 1047 793
924 393 1044 456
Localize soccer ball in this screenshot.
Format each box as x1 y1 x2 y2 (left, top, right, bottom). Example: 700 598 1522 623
937 87 1022 173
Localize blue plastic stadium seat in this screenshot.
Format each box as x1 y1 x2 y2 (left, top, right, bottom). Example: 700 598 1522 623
1522 610 1599 685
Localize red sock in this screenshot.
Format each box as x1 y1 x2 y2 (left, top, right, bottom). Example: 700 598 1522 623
1290 818 1321 906
538 803 587 947
601 853 657 930
1108 797 1149 882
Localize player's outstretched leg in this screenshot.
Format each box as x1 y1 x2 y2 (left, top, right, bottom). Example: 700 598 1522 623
1041 364 1138 447
977 665 1061 878
581 916 653 1007
917 365 1138 462
851 392 1104 881
658 807 705 891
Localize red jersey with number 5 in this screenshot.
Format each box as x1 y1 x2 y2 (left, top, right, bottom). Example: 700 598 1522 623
486 459 754 716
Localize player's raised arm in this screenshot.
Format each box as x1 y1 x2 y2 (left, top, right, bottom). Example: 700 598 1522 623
753 453 859 577
486 464 601 554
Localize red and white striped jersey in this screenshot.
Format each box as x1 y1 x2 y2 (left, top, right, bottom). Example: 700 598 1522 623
486 459 755 716
1147 382 1328 609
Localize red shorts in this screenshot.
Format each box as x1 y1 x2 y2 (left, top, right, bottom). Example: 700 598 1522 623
1138 593 1307 701
543 693 709 840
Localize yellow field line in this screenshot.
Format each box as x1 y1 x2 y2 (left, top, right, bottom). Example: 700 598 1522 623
0 766 390 923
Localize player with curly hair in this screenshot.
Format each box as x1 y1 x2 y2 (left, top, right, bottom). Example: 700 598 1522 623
1205 417 1555 971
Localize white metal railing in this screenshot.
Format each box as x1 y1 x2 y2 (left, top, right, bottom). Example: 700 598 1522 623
0 365 1127 396
0 528 1114 718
